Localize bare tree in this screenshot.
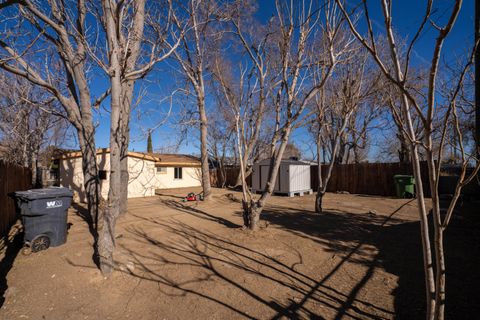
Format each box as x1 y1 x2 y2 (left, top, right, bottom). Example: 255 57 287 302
0 73 67 185
237 0 350 230
96 0 182 275
222 0 275 187
169 0 223 200
207 96 235 188
0 0 106 230
311 44 373 213
337 1 480 318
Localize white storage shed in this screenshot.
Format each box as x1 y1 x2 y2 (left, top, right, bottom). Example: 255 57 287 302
251 159 312 197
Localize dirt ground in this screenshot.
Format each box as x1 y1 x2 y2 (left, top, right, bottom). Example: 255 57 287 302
0 188 478 320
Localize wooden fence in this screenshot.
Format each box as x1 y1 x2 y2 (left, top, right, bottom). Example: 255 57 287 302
0 161 32 237
311 162 430 197
210 167 251 188
211 162 430 197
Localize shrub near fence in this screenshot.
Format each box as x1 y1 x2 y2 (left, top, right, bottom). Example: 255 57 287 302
0 161 32 237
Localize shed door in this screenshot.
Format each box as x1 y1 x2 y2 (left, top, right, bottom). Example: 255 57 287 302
260 165 280 191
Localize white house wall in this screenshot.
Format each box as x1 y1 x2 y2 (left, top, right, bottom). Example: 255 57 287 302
128 156 158 198
59 152 110 202
59 153 201 201
155 166 202 190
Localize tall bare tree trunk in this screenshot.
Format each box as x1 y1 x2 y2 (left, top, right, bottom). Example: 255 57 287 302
78 129 100 230
315 130 324 213
315 106 353 213
246 127 291 230
234 151 250 187
198 94 212 200
401 95 436 319
426 149 446 320
99 72 122 275
119 81 134 215
98 0 123 275
316 132 342 213
31 153 38 187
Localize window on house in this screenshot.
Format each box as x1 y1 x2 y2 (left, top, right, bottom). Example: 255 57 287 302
156 167 167 174
98 170 107 180
174 167 183 179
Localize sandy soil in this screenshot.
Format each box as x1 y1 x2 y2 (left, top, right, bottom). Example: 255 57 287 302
0 188 478 320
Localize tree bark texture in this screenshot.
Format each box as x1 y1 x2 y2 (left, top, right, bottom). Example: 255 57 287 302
245 127 292 230
119 81 135 215
98 0 124 276
198 94 212 200
78 128 100 229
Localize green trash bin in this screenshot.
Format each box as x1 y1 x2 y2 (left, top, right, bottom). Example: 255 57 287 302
393 175 415 198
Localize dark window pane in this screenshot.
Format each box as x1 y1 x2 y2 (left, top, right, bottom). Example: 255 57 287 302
99 170 107 180
174 167 183 179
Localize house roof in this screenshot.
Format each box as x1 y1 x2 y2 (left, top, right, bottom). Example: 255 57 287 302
150 153 201 167
55 149 201 167
256 158 311 166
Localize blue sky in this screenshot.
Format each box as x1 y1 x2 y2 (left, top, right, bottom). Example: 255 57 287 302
89 0 475 157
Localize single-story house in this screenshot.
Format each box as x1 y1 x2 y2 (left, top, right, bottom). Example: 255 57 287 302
55 149 201 202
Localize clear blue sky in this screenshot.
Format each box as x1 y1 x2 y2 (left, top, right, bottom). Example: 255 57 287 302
89 0 475 157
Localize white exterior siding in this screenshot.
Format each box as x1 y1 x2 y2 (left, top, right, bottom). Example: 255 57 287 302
128 156 158 198
155 166 201 190
252 160 311 195
289 165 311 192
59 152 201 201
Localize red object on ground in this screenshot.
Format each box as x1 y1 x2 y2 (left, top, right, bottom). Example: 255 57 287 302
183 192 203 201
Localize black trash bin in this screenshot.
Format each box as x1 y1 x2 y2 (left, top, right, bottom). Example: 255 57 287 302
14 187 73 252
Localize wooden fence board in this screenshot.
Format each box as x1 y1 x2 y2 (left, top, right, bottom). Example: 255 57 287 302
310 161 430 197
210 167 251 188
0 161 32 237
214 161 431 197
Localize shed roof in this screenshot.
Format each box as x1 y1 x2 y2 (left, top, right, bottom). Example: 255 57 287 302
256 158 311 166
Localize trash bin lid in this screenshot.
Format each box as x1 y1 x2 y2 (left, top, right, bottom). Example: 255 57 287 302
393 175 413 178
14 187 73 200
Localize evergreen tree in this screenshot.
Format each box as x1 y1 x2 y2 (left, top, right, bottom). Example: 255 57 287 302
147 130 153 153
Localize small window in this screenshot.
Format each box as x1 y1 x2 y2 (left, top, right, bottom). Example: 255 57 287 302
98 170 107 180
156 167 167 174
174 167 183 179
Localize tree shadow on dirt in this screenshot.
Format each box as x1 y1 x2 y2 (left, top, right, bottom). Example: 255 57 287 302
0 230 23 307
64 196 479 319
260 200 480 319
114 201 420 320
71 202 100 268
154 192 185 199
159 199 241 229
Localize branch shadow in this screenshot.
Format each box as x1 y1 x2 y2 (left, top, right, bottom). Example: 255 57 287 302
154 192 185 199
113 204 408 319
0 229 23 308
71 202 100 268
260 198 480 319
159 199 241 229
64 196 479 319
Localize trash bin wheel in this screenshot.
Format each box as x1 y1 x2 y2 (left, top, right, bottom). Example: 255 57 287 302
31 235 51 252
21 246 32 256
